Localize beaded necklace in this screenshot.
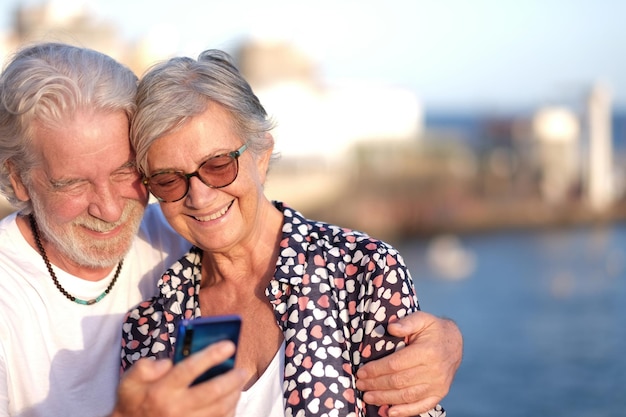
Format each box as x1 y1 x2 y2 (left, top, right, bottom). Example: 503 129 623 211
29 214 123 305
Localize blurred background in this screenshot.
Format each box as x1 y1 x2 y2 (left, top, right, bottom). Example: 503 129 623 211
1 0 625 415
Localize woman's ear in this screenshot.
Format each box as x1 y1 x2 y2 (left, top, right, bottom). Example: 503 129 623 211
256 132 275 184
6 160 31 202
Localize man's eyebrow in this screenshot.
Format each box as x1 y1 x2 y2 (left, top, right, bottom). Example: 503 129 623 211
117 160 137 170
49 176 85 188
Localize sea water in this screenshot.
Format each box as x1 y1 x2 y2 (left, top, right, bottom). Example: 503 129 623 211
398 223 626 417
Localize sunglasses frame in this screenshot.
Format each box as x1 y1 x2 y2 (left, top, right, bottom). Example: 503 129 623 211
144 143 248 202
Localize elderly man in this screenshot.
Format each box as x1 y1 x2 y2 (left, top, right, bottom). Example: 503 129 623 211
0 42 461 417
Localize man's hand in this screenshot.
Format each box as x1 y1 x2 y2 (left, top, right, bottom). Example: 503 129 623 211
111 340 246 417
356 311 463 417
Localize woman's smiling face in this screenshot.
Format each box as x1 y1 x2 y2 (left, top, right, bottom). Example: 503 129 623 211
146 102 272 253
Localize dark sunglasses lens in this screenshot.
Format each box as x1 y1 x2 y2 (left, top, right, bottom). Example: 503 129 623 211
148 154 240 202
199 155 238 188
148 173 187 202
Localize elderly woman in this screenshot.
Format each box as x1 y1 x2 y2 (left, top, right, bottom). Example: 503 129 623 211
121 49 452 417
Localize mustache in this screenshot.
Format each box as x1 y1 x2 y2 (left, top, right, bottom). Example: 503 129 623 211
75 204 137 232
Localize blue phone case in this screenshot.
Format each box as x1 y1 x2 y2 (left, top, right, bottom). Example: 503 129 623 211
173 315 242 385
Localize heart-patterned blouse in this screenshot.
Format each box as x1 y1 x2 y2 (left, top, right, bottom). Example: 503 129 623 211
120 202 445 417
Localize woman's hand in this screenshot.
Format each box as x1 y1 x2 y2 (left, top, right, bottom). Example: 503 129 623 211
111 340 246 417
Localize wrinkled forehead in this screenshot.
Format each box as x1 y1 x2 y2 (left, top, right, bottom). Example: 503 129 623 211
30 109 133 169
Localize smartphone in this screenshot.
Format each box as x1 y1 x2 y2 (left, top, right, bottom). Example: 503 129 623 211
173 315 242 385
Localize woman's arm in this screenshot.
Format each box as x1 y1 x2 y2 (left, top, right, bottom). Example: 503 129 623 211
356 311 462 417
355 244 446 417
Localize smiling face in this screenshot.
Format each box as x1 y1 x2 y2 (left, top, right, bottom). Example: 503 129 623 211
10 109 148 268
146 102 273 253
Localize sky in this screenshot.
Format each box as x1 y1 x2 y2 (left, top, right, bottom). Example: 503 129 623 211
2 0 626 112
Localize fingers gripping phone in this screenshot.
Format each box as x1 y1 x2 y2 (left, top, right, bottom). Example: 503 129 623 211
173 315 242 386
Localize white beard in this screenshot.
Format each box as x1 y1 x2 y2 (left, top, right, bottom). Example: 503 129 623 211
29 192 145 269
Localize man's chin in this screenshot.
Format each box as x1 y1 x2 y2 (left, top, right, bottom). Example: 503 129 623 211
65 246 124 269
62 223 135 268
75 202 144 267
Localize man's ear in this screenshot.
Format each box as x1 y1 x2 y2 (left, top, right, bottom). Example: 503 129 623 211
5 160 31 202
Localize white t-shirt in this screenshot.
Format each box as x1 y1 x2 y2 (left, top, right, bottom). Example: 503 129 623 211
235 342 286 417
0 204 190 417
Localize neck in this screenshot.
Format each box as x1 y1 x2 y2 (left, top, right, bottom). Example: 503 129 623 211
200 201 283 289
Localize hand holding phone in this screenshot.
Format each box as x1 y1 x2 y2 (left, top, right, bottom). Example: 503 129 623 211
173 315 242 385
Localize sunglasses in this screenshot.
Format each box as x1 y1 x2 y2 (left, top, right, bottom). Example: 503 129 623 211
144 144 248 202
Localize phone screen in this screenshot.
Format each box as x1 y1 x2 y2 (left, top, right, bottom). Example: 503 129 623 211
173 315 242 385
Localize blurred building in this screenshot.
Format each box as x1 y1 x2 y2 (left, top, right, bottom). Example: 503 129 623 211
585 83 615 211
238 41 423 161
236 41 423 210
532 106 581 204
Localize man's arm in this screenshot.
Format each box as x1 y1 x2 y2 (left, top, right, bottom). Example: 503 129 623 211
355 311 463 417
110 340 246 417
0 348 8 417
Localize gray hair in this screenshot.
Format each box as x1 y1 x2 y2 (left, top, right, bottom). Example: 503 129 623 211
131 49 276 174
0 42 138 213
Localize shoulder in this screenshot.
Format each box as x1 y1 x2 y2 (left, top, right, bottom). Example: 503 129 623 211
121 248 202 367
140 203 174 232
125 246 201 320
279 202 404 266
138 203 190 252
0 211 19 239
289 206 396 253
0 212 38 274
